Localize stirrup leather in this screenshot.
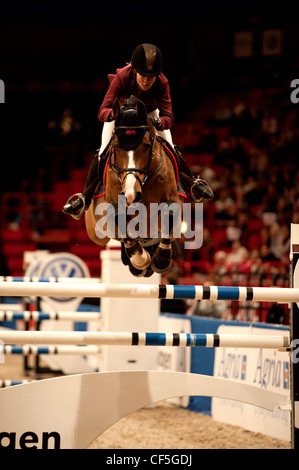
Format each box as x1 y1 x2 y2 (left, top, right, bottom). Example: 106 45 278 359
64 193 86 220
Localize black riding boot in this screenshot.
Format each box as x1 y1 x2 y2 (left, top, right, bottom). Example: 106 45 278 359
174 145 214 202
62 150 100 219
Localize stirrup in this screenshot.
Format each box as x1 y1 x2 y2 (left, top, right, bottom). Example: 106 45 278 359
63 193 86 220
191 190 203 203
191 178 214 203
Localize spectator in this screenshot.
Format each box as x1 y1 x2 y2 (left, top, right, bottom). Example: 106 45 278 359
269 224 290 261
249 249 262 275
226 241 248 265
266 303 285 324
213 250 228 278
259 244 279 261
214 188 235 220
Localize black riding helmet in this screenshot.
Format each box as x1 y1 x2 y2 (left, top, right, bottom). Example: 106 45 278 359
131 44 163 77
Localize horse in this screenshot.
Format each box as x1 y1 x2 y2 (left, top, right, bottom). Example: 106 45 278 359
85 96 185 277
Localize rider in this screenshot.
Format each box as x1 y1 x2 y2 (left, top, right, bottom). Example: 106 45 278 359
63 43 213 218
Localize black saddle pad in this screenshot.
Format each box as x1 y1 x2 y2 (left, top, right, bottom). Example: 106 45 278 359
156 136 180 183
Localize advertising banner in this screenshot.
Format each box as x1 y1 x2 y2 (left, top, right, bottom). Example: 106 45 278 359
212 324 290 441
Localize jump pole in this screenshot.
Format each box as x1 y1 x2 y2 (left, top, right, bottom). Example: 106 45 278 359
1 282 299 303
1 345 100 355
290 223 299 449
0 276 101 283
0 311 101 322
0 330 289 349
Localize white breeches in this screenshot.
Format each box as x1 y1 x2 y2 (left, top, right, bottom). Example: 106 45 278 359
98 109 174 157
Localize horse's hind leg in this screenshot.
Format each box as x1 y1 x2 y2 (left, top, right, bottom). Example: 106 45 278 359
85 199 110 246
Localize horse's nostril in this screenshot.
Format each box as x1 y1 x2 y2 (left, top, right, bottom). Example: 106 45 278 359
134 192 142 203
125 193 134 206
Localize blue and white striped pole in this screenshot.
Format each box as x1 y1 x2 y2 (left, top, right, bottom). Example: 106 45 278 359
0 331 289 349
0 311 101 322
0 276 101 283
0 282 298 303
1 345 100 355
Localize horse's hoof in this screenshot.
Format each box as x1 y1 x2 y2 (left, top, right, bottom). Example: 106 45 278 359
128 264 146 277
151 258 172 274
144 265 154 277
130 250 151 270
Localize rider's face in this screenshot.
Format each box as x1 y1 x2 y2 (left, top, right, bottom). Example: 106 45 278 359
136 73 156 91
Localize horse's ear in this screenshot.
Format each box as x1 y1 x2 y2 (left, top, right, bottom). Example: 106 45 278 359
113 132 119 146
112 97 121 120
137 99 148 124
148 115 156 138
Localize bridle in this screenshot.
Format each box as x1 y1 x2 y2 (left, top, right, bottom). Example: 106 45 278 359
109 122 163 196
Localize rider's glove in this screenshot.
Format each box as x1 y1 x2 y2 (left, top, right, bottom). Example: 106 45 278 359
150 116 163 131
107 110 115 121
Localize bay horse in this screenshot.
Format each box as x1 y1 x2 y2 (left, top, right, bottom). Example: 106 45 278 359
85 96 184 277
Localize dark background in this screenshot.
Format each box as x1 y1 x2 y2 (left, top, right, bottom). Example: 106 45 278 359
1 0 299 192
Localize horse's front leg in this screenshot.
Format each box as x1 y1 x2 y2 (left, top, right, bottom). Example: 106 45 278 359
150 197 181 274
124 238 151 270
151 238 173 274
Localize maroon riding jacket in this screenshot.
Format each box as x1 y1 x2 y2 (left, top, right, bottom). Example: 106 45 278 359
98 65 174 130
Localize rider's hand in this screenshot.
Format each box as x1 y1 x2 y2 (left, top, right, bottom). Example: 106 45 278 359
150 116 163 130
108 110 115 121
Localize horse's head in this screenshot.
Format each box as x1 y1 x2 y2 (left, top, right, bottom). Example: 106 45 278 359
111 96 155 206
